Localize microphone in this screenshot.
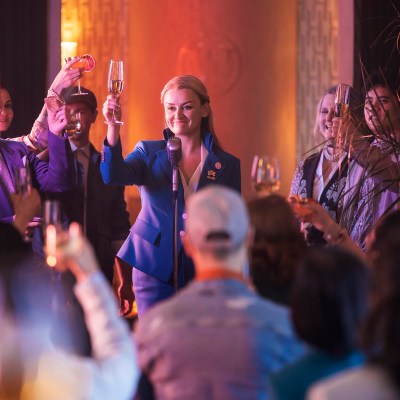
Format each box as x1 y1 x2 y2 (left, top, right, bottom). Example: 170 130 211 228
167 137 182 167
167 137 182 192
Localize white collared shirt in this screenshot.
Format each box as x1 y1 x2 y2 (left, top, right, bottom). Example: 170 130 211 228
179 142 208 199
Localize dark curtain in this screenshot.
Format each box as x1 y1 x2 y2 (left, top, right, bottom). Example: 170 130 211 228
0 0 48 138
353 0 400 94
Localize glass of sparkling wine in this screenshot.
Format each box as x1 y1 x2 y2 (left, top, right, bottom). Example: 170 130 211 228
106 59 124 125
251 155 280 197
334 83 351 149
43 200 62 267
334 83 351 117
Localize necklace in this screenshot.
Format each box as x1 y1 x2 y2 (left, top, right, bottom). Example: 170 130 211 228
323 147 343 163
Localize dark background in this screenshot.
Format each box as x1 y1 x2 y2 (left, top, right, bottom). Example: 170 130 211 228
1 0 400 138
353 0 400 94
0 0 48 138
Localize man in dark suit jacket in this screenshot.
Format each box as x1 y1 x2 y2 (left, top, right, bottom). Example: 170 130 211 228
60 85 131 284
45 86 131 357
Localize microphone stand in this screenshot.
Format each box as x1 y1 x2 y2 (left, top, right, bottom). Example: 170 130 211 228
167 137 182 293
172 167 179 292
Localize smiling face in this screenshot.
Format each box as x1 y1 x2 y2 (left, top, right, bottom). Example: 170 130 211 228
364 85 400 136
163 88 209 138
0 88 14 133
318 93 335 141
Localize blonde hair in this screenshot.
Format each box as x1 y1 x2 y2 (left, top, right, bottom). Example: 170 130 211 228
313 86 337 144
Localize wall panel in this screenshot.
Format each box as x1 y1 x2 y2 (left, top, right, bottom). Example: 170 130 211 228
61 0 297 202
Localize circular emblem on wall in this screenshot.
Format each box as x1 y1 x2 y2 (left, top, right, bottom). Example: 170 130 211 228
177 33 242 96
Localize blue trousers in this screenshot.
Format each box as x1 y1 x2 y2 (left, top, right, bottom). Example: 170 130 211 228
133 253 194 316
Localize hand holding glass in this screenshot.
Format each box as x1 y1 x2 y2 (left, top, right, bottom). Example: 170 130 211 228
251 155 280 196
64 54 96 96
105 60 124 125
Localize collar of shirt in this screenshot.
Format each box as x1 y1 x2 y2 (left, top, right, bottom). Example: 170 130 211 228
180 141 208 199
70 142 91 158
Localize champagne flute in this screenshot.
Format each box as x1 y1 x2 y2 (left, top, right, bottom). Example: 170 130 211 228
106 60 124 125
334 83 351 149
65 54 96 96
251 155 280 197
43 200 62 267
334 83 351 117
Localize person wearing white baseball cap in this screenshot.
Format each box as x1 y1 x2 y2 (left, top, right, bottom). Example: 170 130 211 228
134 185 304 399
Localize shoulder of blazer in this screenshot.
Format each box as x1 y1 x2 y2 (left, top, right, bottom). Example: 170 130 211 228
137 139 166 153
212 146 240 164
0 139 28 156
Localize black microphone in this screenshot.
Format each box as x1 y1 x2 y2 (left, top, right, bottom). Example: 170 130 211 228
167 137 182 192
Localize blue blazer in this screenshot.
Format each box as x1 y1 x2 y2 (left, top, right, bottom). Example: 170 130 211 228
0 132 74 224
100 130 241 282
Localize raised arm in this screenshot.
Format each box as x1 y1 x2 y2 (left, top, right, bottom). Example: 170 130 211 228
52 223 139 399
12 58 81 153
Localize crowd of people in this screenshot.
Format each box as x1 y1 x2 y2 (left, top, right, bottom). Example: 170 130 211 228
1 56 400 399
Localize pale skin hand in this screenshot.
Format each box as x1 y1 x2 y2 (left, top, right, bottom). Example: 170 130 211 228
11 188 41 235
36 58 83 121
115 258 135 316
52 222 100 283
47 104 68 137
103 94 122 147
298 202 365 259
299 202 337 232
331 113 367 150
49 57 83 95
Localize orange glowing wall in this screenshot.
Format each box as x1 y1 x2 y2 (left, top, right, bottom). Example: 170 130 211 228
61 0 297 212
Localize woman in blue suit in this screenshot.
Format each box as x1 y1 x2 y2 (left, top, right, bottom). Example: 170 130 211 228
101 75 241 315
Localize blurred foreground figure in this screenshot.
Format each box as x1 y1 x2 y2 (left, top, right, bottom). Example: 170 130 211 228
135 185 303 400
269 247 369 399
0 221 139 400
308 211 400 400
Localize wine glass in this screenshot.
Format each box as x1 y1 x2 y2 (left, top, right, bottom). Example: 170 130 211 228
251 155 280 197
105 60 124 125
65 54 96 96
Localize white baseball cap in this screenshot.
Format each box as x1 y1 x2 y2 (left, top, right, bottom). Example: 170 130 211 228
184 185 249 251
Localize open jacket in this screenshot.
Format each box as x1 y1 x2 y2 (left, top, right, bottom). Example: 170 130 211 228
100 130 241 282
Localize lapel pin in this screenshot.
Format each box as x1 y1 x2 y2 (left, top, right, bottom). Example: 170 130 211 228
215 162 222 170
207 170 216 180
